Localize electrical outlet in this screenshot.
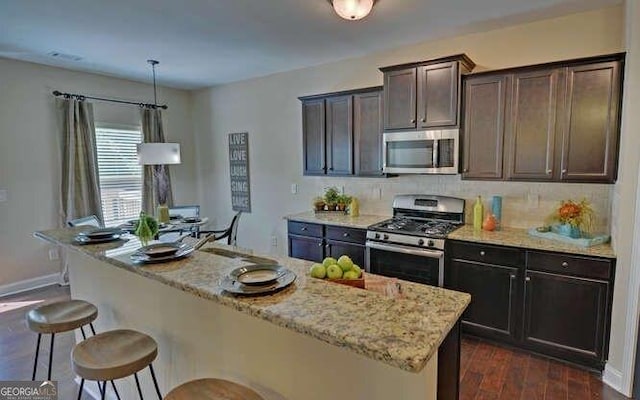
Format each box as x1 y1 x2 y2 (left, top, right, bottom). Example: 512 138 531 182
291 183 298 194
271 236 277 247
0 189 7 203
48 248 59 261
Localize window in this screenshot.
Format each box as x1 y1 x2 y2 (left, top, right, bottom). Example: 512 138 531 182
95 127 143 227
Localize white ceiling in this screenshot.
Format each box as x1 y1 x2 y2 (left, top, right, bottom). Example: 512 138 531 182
0 0 621 89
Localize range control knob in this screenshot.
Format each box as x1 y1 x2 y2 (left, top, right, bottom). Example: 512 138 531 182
374 233 381 239
427 240 435 247
383 234 389 240
418 239 425 246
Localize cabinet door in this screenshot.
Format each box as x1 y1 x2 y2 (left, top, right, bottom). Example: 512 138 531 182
506 69 561 181
302 99 326 175
288 234 324 262
560 61 621 183
524 270 609 368
446 259 520 341
326 95 354 175
462 75 509 179
326 240 365 268
417 61 458 128
354 90 384 176
384 68 417 130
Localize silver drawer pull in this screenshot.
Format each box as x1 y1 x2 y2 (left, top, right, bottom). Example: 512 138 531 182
301 227 307 231
318 242 323 247
525 276 531 282
561 261 569 267
510 274 516 279
343 233 349 237
480 251 485 256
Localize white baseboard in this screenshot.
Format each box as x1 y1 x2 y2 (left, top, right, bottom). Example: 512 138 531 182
0 273 60 297
603 363 624 394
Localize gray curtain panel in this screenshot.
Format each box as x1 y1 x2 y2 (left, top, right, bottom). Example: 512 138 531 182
57 98 103 226
141 108 174 214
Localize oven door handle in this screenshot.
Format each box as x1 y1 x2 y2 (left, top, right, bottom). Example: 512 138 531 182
366 241 444 259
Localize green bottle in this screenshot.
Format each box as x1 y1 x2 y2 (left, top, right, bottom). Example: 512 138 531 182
473 196 484 231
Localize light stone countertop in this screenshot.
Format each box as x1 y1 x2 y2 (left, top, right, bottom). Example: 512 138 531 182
284 211 389 229
448 225 616 259
34 227 470 373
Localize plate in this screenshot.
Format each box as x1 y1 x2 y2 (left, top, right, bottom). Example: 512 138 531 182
130 244 195 263
79 227 124 239
219 269 296 295
74 233 123 244
169 214 183 220
181 217 202 224
229 264 287 286
140 242 185 258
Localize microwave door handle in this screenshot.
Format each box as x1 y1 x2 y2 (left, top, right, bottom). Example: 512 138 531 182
432 139 439 168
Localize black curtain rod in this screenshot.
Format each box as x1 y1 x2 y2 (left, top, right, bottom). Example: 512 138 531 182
52 90 168 110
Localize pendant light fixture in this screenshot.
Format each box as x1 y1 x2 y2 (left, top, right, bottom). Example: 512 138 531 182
330 0 376 21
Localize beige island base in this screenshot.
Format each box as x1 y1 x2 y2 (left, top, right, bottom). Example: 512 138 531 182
35 228 470 400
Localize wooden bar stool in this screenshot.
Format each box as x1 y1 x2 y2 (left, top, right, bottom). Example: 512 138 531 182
26 299 98 381
72 329 162 400
164 378 264 400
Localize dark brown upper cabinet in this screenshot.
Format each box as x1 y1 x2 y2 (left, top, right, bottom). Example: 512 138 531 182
380 54 475 132
462 74 509 179
462 53 624 183
354 90 385 176
299 87 385 177
326 95 354 175
302 99 325 175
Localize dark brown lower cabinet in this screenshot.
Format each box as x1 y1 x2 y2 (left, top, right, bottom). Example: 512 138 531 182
447 259 520 342
288 234 324 262
287 221 366 265
445 239 615 371
523 270 609 369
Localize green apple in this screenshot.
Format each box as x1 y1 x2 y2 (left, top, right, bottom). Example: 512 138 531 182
343 270 359 280
326 264 343 279
322 257 337 268
352 264 362 278
337 255 354 272
309 263 327 279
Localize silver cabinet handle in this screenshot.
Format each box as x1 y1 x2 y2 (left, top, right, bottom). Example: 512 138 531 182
480 251 485 256
463 168 469 173
318 242 323 247
510 274 516 279
343 233 349 237
525 276 531 282
410 119 416 123
546 169 552 174
301 226 307 231
562 169 567 174
562 261 569 267
421 118 426 122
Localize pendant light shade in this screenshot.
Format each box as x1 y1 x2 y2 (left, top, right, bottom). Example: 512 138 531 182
331 0 375 20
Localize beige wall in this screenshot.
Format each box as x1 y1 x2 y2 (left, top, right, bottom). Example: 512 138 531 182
192 4 634 381
0 58 196 288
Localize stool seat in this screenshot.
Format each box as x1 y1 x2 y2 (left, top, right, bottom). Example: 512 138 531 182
72 329 158 381
164 379 264 400
26 300 98 334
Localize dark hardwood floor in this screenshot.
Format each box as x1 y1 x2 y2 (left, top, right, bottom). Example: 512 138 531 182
460 336 630 400
0 285 632 400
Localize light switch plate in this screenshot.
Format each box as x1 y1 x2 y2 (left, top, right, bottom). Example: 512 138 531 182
0 189 7 202
291 183 297 194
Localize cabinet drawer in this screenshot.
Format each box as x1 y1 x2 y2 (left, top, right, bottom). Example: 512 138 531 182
527 251 612 280
287 221 324 238
326 226 367 244
448 241 525 267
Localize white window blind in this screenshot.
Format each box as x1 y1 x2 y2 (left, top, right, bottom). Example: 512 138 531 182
95 127 142 227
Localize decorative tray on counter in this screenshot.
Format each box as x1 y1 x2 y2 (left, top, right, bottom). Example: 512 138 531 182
527 228 610 247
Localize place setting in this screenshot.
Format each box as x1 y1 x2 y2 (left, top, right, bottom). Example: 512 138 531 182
129 241 195 264
218 264 296 295
74 227 127 244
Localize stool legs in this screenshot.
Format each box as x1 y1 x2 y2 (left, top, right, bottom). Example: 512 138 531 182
149 364 162 399
77 379 84 400
31 333 41 380
47 333 55 380
134 373 143 399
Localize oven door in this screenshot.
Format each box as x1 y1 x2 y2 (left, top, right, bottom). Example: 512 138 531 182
365 241 444 287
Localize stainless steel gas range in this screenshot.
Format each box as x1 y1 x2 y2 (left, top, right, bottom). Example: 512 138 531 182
365 194 465 287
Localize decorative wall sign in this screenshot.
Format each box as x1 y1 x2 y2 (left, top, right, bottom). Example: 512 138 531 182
228 132 251 212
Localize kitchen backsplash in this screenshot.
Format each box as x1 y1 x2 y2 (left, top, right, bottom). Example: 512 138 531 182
307 175 613 233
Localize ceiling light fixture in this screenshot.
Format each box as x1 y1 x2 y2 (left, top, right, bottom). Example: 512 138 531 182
330 0 376 21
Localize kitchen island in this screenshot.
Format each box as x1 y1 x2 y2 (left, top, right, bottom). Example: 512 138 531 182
35 227 470 400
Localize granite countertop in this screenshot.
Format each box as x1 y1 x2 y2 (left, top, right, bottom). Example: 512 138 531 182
284 211 389 229
448 225 616 259
34 227 470 373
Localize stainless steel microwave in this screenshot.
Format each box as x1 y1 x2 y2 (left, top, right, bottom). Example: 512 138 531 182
382 129 459 174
